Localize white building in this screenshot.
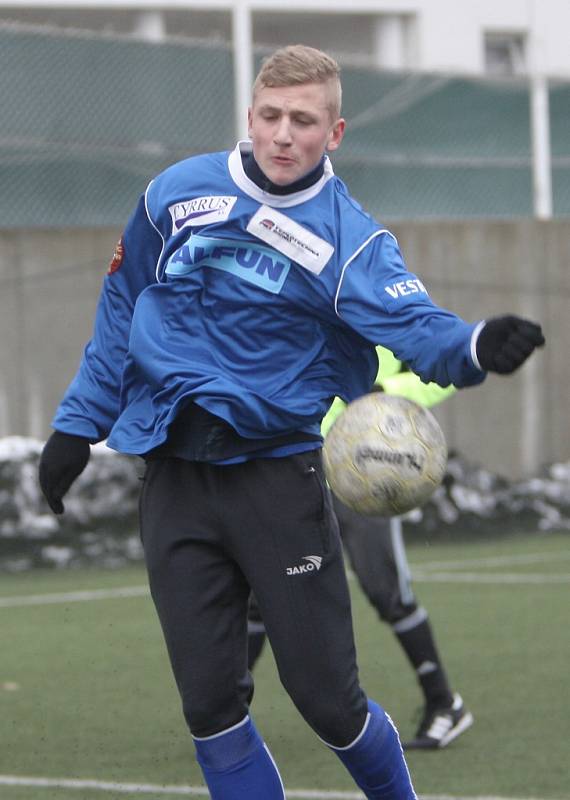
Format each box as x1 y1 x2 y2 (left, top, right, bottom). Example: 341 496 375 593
1 0 569 78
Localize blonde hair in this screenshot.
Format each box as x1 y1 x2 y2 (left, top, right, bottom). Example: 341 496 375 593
252 45 342 120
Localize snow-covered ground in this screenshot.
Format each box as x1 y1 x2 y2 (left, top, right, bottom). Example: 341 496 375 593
0 438 143 571
1 437 569 572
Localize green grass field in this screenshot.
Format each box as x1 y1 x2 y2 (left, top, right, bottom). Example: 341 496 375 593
1 531 569 800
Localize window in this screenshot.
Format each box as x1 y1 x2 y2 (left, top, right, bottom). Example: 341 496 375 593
484 32 527 75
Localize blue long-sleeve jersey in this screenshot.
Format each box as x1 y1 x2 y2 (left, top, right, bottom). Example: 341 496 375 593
53 141 485 455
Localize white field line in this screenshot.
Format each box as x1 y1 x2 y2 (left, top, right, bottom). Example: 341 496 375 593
410 550 570 584
1 551 569 609
0 586 149 608
411 571 570 584
411 552 570 571
0 776 563 800
346 549 570 586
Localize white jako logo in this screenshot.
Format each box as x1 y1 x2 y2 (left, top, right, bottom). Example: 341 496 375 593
286 555 323 576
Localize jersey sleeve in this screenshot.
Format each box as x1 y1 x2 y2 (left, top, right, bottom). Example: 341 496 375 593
52 192 163 441
335 232 485 389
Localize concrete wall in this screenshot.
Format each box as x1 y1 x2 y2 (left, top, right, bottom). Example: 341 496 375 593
390 220 568 479
0 221 567 479
0 229 118 440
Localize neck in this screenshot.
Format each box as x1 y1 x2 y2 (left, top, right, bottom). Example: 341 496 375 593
241 151 325 196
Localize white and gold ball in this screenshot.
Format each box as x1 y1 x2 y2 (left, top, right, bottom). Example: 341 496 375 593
323 393 447 516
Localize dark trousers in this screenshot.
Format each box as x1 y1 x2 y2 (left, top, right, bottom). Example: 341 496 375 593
139 452 368 745
335 498 418 625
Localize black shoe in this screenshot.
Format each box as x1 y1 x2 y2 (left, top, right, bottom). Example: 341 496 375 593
403 693 474 750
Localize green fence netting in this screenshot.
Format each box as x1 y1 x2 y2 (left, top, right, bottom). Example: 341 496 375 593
2 22 569 226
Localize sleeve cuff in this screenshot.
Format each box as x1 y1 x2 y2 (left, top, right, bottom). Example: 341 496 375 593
470 320 487 371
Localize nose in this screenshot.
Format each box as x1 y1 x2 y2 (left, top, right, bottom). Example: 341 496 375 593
273 115 292 146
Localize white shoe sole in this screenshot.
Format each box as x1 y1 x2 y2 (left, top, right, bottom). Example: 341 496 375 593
439 711 474 748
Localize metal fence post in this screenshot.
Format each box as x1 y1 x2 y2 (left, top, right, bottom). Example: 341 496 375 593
232 0 253 141
530 73 553 219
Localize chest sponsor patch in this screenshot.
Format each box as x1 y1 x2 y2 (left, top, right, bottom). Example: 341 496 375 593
247 205 334 275
164 235 290 294
168 196 237 234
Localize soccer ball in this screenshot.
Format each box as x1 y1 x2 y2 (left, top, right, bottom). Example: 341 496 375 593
322 393 448 516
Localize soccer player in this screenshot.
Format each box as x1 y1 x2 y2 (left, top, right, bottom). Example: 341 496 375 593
248 346 474 750
38 45 544 799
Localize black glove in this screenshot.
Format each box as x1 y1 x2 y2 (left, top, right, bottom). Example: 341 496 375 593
39 432 91 514
476 315 545 374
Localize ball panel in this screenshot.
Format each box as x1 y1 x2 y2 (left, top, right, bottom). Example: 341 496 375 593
323 393 447 517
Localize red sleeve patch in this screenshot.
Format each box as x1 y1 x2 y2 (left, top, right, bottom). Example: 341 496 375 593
107 237 125 275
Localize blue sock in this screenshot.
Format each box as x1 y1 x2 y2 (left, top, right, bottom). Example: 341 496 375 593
193 716 285 799
326 700 417 799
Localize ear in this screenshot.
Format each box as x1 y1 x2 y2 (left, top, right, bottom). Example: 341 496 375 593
247 107 254 138
326 117 346 152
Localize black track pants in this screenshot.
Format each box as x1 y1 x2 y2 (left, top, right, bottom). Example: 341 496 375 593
139 453 368 745
334 498 419 625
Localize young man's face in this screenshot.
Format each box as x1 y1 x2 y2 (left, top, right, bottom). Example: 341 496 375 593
247 81 345 186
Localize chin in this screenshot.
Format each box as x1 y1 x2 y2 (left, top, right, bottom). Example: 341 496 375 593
272 177 296 187
268 168 300 187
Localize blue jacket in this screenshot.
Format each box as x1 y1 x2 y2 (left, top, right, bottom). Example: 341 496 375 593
53 141 485 455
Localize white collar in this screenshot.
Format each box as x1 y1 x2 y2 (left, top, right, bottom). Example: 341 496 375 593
227 140 334 208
